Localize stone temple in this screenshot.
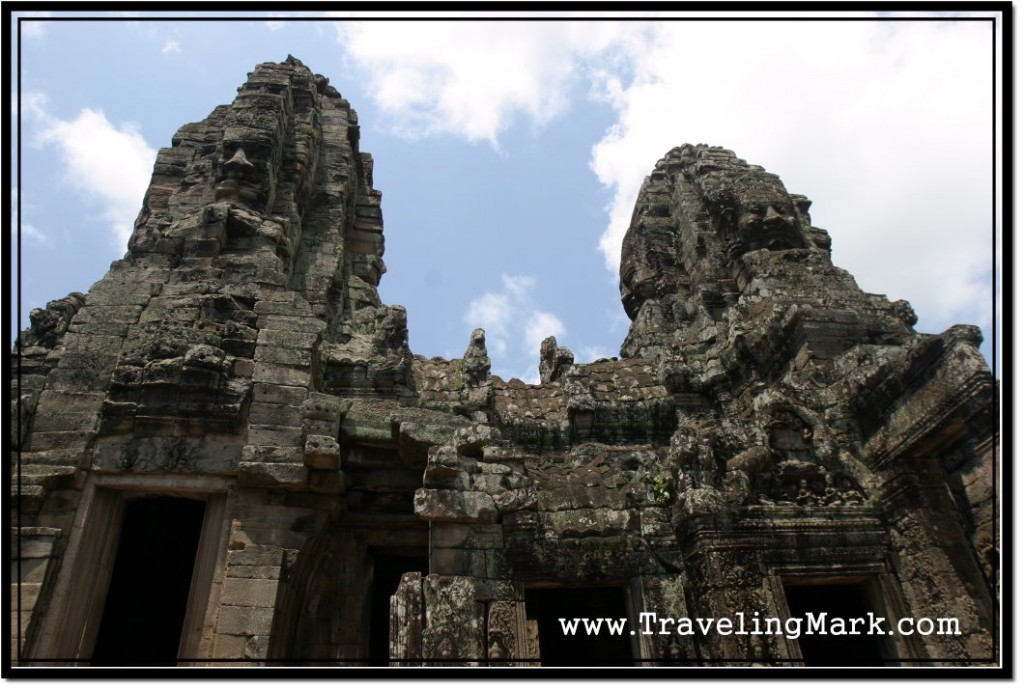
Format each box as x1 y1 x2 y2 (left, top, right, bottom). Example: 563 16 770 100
11 57 997 668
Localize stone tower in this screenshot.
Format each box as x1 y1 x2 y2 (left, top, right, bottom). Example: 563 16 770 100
12 59 997 668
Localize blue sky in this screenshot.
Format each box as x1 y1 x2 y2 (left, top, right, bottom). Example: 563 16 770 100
11 10 1002 382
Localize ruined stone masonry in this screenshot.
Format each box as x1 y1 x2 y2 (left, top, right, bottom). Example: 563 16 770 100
11 58 997 668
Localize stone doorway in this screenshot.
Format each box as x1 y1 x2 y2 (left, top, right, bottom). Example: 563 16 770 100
367 554 428 666
90 496 207 666
524 586 635 667
782 580 893 666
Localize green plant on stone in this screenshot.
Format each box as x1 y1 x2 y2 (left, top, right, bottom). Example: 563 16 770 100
651 476 673 508
450 362 465 389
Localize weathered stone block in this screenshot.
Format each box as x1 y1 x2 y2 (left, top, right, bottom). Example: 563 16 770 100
484 550 508 580
217 605 276 636
255 329 319 350
422 575 485 664
34 390 106 413
481 446 522 464
222 577 281 608
470 473 506 494
491 488 537 514
237 461 308 490
303 392 348 424
431 524 471 549
543 508 639 538
244 634 270 660
253 361 310 387
254 345 313 368
211 633 248 659
240 444 303 465
226 544 283 566
26 430 92 452
93 437 240 474
390 572 424 665
14 557 51 583
253 315 324 333
248 401 303 427
500 510 538 529
254 299 315 317
303 434 340 469
309 468 348 494
301 417 337 438
11 583 41 611
454 424 499 458
247 423 303 447
414 489 498 524
430 547 487 577
251 382 307 406
226 563 282 580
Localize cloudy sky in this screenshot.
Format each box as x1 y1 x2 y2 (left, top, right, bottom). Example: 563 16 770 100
11 10 1002 382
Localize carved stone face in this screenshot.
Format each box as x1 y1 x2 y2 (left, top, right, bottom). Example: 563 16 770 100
619 260 674 321
214 140 272 210
700 164 807 253
735 199 804 251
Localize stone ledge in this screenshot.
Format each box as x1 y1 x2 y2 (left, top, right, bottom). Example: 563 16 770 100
414 489 498 524
237 460 308 490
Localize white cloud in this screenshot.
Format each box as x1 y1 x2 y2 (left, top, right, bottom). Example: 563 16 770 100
465 291 513 356
464 273 568 380
24 95 156 246
512 365 542 387
501 273 535 301
580 345 616 363
333 20 646 147
524 312 566 352
11 188 49 245
332 16 995 351
587 19 995 335
21 223 48 244
161 40 181 54
19 91 48 120
265 12 295 31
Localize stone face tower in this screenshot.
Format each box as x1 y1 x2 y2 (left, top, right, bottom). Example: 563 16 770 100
14 56 413 665
12 60 997 668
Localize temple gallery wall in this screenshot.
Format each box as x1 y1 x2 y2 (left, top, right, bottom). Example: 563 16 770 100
11 58 997 668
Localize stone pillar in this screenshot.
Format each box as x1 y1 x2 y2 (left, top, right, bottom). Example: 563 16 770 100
631 574 695 665
682 549 778 663
422 576 485 665
485 599 528 666
210 544 286 663
9 528 60 663
882 461 994 661
206 490 327 665
389 572 424 666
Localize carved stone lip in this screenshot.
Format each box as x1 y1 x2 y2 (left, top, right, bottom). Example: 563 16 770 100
213 178 264 207
213 179 244 202
742 222 802 251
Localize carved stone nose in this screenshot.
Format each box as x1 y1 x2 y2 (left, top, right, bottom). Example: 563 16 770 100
224 147 255 174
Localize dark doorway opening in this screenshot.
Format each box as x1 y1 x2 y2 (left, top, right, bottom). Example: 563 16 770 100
525 586 634 667
783 581 891 666
91 496 206 666
367 554 428 666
